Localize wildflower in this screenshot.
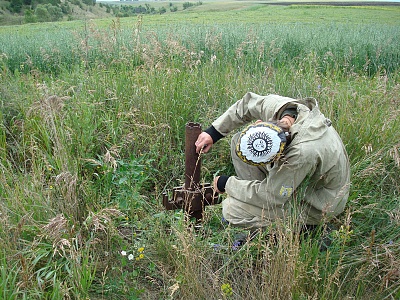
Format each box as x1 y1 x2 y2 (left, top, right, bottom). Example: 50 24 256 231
221 283 233 297
121 250 127 256
128 254 134 260
138 247 145 253
232 240 241 251
136 253 145 261
333 225 354 244
212 244 221 251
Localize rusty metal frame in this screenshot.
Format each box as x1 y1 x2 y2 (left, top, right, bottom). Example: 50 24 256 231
162 122 219 220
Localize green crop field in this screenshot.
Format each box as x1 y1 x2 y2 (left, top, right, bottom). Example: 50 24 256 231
1 2 399 299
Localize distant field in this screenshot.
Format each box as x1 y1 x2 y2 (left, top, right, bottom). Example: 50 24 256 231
177 2 400 24
258 0 400 4
1 1 400 31
101 2 400 26
1 2 399 74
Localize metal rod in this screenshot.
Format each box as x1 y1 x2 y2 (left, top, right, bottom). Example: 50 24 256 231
162 121 220 220
185 122 201 190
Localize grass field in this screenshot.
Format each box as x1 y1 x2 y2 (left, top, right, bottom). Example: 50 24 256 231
1 2 400 299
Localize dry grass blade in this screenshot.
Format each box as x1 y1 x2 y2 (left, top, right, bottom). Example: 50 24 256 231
389 143 400 168
84 208 124 233
28 95 70 121
42 214 69 241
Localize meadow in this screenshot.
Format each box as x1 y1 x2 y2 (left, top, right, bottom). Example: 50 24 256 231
0 2 400 299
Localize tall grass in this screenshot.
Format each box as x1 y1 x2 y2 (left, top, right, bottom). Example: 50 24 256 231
1 15 400 76
1 4 399 299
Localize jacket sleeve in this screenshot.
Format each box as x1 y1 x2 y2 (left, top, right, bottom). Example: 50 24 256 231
224 145 317 208
212 93 295 136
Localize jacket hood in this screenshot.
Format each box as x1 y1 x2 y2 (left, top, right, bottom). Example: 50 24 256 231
275 97 332 146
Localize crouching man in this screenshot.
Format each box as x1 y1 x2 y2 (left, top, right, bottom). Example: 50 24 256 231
195 92 350 230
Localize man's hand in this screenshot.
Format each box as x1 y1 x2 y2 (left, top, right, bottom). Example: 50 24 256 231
195 132 213 153
213 176 222 193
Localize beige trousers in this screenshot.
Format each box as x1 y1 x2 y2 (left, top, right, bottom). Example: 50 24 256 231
221 133 275 228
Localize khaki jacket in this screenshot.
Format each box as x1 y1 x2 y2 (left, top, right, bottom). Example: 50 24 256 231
213 93 350 226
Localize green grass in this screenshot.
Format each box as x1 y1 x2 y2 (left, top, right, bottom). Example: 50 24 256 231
183 3 400 24
2 20 399 76
1 2 400 299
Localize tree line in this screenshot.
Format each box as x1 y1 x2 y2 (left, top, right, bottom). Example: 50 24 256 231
2 0 203 24
5 0 96 22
